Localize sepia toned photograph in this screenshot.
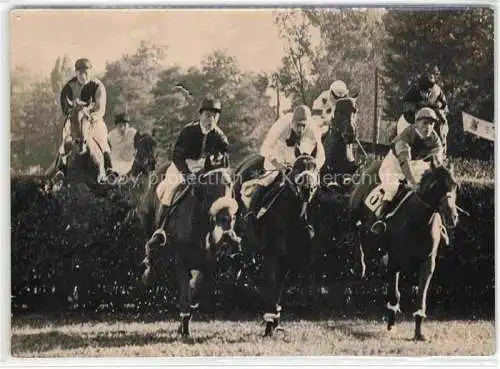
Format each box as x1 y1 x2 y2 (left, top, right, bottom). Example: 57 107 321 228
10 6 495 358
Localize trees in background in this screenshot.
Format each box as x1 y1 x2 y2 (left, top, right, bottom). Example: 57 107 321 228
149 50 275 165
10 8 495 172
382 8 494 158
275 8 387 141
101 41 167 133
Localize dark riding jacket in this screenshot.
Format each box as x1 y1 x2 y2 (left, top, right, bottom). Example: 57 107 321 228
60 77 106 118
402 83 448 124
173 121 229 175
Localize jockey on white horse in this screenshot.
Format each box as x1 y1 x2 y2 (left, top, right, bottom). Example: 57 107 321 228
372 107 444 234
54 58 115 183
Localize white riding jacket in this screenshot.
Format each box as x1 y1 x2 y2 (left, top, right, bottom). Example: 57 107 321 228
260 113 325 170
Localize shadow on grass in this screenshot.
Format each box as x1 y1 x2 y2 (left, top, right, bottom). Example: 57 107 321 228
12 328 222 356
12 327 264 356
324 320 381 341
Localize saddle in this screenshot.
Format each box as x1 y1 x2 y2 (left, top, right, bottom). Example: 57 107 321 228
249 173 286 220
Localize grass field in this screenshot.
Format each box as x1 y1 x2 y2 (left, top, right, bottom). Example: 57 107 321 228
11 314 495 357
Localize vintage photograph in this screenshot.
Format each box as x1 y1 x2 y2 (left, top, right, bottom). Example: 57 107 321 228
10 7 494 357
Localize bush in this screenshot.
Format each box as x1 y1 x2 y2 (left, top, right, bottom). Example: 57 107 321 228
10 172 494 318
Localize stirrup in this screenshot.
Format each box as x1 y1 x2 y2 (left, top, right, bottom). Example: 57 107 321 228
54 170 65 181
151 228 167 246
370 219 387 234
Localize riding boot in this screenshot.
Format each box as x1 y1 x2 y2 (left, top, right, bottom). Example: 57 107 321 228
103 152 116 176
370 200 393 235
149 204 170 246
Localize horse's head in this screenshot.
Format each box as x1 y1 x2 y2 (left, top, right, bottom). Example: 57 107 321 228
129 132 157 176
67 98 92 155
290 146 320 203
331 97 358 146
418 158 459 228
197 164 240 253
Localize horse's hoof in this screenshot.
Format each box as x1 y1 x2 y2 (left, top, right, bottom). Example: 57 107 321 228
177 324 190 338
263 322 274 337
413 334 426 342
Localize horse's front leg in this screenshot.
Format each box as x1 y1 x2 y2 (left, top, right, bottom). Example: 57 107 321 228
262 253 281 337
413 253 436 341
386 260 401 331
175 259 192 338
188 268 205 314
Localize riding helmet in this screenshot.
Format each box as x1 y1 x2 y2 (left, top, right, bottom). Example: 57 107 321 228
75 58 93 71
292 104 312 123
199 95 222 114
418 72 436 90
415 107 439 122
329 80 348 99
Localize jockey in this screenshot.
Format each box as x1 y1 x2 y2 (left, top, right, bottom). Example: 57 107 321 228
310 80 351 136
240 105 325 235
398 72 449 151
330 80 350 101
311 94 329 137
154 95 229 233
54 58 114 181
108 113 138 175
372 107 444 234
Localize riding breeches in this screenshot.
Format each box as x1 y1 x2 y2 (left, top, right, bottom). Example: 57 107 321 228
58 117 111 156
156 159 205 206
379 151 430 201
240 158 279 209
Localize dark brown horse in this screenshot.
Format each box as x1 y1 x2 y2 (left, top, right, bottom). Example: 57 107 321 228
140 154 241 337
322 96 360 186
235 148 320 336
349 158 459 340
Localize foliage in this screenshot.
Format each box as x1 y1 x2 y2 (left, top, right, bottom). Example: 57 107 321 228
101 41 167 133
273 10 316 107
382 8 494 159
307 8 387 141
149 50 275 165
274 9 387 141
11 166 494 317
11 70 60 171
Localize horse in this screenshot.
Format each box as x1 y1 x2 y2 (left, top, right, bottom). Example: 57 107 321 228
235 148 320 337
45 98 110 195
349 158 459 340
322 95 360 187
139 153 241 337
308 95 367 286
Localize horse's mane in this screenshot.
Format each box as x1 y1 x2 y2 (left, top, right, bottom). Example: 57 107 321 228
333 98 356 118
419 163 457 193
